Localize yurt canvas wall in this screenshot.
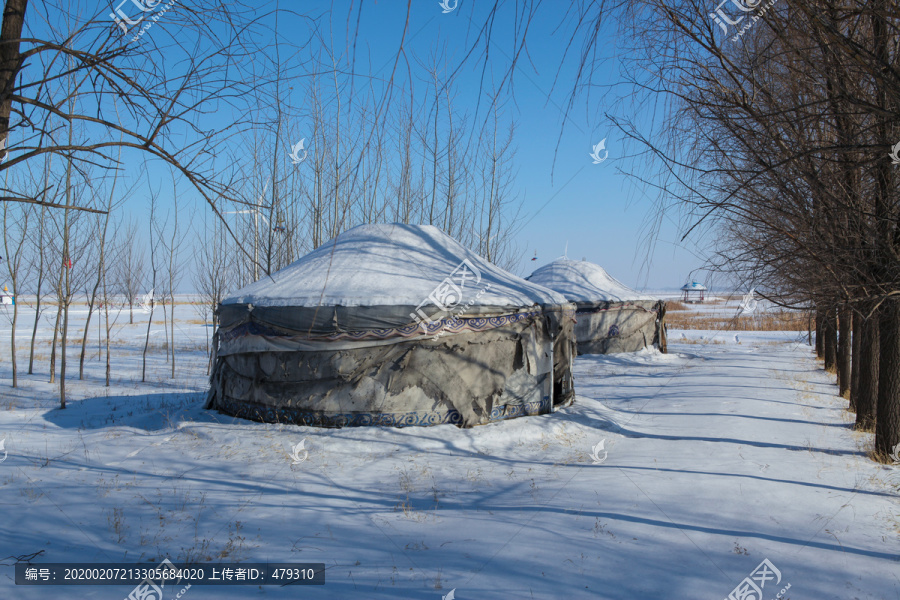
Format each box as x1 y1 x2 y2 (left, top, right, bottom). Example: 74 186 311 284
528 259 666 355
206 224 576 428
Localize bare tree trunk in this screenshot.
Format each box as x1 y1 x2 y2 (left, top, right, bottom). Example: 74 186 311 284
815 309 824 358
28 204 46 374
59 282 68 409
162 299 169 363
79 282 97 379
28 249 43 374
166 202 179 379
59 185 72 408
48 301 61 384
870 0 899 457
1 203 27 387
104 299 111 386
0 0 28 143
807 309 813 346
170 297 175 378
207 311 216 376
80 174 115 379
876 298 900 455
838 306 852 398
8 285 16 386
204 304 210 356
48 206 68 386
823 309 838 374
142 298 154 383
849 309 861 412
142 194 158 383
57 87 78 409
102 242 112 387
856 308 879 431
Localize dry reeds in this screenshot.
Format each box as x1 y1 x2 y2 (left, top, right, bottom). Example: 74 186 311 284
666 310 811 331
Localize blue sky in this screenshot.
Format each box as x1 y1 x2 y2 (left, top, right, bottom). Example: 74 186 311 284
340 1 708 289
111 1 712 292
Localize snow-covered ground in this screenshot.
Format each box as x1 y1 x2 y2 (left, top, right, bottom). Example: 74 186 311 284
0 302 898 599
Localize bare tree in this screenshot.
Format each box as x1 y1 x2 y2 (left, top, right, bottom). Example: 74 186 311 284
156 183 183 379
79 169 123 379
116 221 145 325
194 214 231 373
1 193 28 387
100 220 127 387
0 1 278 230
570 0 900 457
141 190 159 383
27 183 53 375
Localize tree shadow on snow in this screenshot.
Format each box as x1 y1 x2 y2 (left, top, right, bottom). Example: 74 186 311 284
42 392 227 431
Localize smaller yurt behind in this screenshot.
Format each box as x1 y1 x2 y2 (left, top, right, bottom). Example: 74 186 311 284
206 224 577 428
528 259 666 355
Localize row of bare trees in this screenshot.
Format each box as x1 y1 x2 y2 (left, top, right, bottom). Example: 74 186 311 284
210 65 524 295
0 0 278 407
192 78 525 349
593 0 899 458
0 178 185 390
0 2 530 405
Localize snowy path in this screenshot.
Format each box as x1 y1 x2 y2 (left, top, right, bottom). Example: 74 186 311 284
0 331 897 599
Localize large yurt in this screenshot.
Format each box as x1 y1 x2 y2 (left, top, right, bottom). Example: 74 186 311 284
206 224 577 428
527 259 666 355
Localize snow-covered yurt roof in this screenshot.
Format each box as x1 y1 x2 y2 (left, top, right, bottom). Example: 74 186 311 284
526 259 657 303
223 224 567 309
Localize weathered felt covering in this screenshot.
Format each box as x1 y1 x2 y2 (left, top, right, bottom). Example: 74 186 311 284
206 307 576 428
572 300 666 355
208 224 578 428
527 259 666 355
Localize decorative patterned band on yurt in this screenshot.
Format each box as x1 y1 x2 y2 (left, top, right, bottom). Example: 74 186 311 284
215 309 544 355
573 302 657 316
211 395 549 428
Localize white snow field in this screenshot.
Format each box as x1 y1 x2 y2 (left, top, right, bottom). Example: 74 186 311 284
0 301 898 599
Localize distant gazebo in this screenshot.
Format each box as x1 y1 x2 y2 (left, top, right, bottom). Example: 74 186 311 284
680 281 707 303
